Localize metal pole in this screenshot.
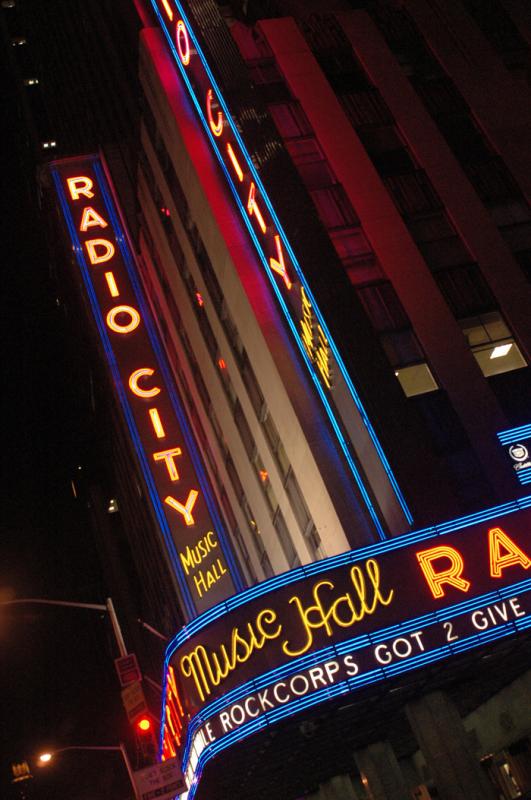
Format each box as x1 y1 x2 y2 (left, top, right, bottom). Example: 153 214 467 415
119 743 140 799
106 597 128 657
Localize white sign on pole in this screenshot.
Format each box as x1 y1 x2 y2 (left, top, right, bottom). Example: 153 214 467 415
134 758 186 800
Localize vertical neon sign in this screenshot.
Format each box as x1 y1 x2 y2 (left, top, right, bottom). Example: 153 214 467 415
149 0 414 538
51 155 242 617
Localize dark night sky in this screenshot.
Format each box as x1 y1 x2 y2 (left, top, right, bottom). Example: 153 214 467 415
0 34 134 800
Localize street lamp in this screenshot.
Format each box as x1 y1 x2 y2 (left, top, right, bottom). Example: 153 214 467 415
0 596 127 656
37 744 139 798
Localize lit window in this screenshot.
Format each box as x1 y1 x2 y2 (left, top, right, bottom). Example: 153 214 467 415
11 37 26 46
42 141 56 149
24 78 39 85
460 312 527 377
395 363 438 397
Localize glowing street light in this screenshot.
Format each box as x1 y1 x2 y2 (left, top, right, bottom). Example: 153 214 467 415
37 744 139 798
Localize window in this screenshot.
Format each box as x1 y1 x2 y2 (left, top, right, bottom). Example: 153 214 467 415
273 508 299 568
240 351 265 417
234 401 255 460
268 102 313 139
395 363 438 397
435 264 496 318
310 185 359 229
460 312 527 376
357 281 409 332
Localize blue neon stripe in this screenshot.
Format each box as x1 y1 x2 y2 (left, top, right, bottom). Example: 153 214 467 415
497 423 531 445
163 495 531 662
149 0 413 536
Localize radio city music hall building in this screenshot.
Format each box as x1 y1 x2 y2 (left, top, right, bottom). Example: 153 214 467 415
7 0 531 798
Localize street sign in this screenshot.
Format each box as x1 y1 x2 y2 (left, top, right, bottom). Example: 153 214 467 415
121 680 148 721
134 758 186 800
115 653 142 687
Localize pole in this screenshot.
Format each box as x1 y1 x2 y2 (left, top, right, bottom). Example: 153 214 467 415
119 743 140 799
106 597 128 657
41 745 140 799
0 597 128 659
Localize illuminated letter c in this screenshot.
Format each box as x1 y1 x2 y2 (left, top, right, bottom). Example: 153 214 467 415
206 89 223 137
128 368 161 398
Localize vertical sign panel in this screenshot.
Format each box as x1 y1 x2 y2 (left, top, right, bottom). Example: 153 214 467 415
148 0 414 538
51 155 242 617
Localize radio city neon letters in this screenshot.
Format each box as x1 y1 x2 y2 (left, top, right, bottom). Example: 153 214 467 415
54 156 239 615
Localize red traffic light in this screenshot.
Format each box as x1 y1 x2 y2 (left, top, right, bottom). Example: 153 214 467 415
136 716 152 733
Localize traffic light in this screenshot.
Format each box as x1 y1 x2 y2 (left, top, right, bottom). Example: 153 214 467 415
133 712 157 764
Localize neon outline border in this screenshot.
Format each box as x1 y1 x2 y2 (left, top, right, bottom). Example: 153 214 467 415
148 0 413 536
159 493 531 790
51 155 244 619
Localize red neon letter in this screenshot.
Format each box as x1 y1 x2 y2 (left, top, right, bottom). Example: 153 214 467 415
269 235 292 290
80 206 108 231
206 89 223 137
165 490 199 526
128 367 161 398
153 447 182 481
85 239 115 265
489 527 531 578
106 305 141 334
416 546 471 599
247 182 266 233
67 176 94 200
176 20 190 66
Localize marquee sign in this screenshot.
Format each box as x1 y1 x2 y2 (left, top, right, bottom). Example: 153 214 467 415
148 0 413 538
161 497 531 796
50 154 242 617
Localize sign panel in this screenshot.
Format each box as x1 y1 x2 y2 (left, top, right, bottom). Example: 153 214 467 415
134 758 185 800
50 155 242 616
121 681 148 721
498 424 531 486
160 497 531 796
115 653 142 687
148 0 413 537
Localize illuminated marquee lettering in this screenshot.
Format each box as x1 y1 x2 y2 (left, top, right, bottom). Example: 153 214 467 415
79 206 108 231
106 304 141 334
150 0 415 537
67 175 94 200
162 501 530 790
206 88 223 137
51 154 239 616
416 546 471 599
300 287 332 388
153 446 183 481
129 367 161 398
85 238 115 264
489 527 531 577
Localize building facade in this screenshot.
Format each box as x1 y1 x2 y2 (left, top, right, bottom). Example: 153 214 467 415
6 0 531 798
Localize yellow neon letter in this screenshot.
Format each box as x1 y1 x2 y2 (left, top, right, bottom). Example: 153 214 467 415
416 546 471 599
128 367 161 398
206 89 223 137
85 238 115 265
104 272 120 297
80 206 108 231
165 490 199 526
161 0 173 20
149 408 166 438
106 305 141 334
67 175 94 200
226 143 243 182
153 447 182 481
247 182 266 233
489 527 531 578
176 20 190 66
269 235 292 290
